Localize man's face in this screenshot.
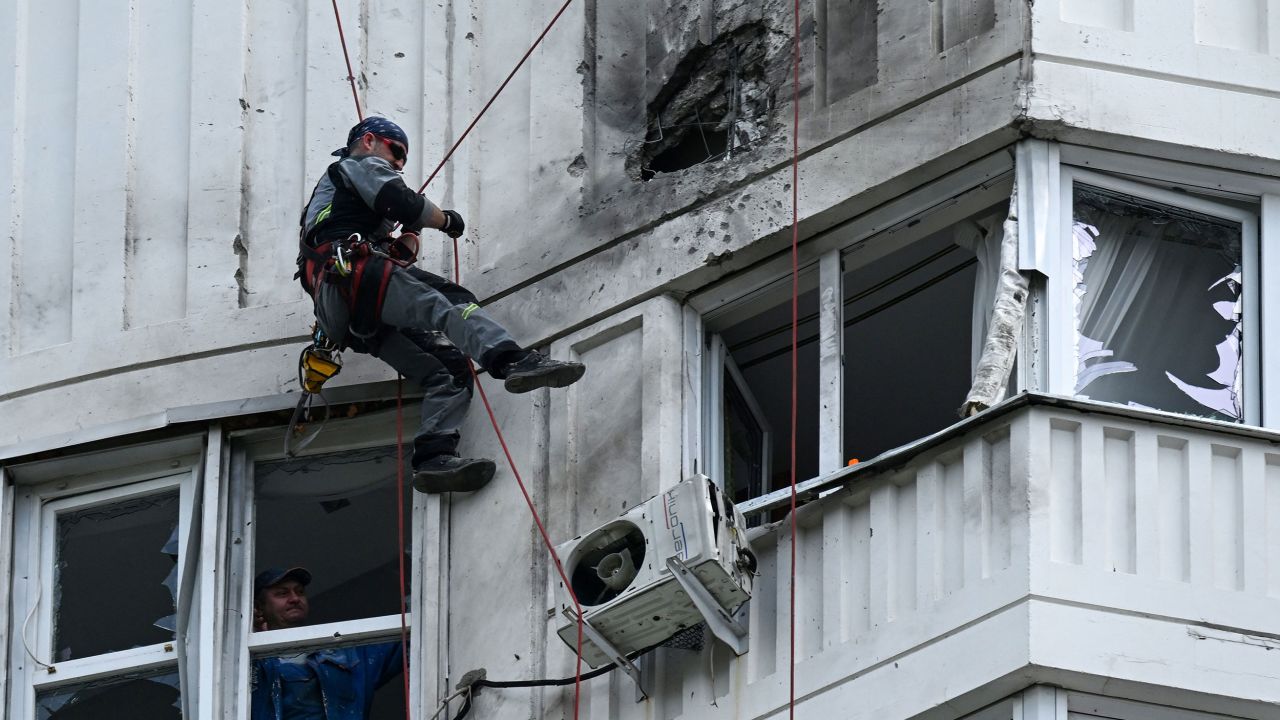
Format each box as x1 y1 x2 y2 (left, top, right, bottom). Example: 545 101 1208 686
362 132 407 171
256 579 310 630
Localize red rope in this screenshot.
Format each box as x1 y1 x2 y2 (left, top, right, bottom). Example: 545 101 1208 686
788 0 801 716
330 0 364 121
455 235 586 719
395 377 412 714
417 0 575 193
327 0 586 715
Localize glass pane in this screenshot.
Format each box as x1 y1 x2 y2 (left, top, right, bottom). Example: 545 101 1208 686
1073 184 1243 421
54 490 179 660
36 669 180 719
252 639 406 720
724 373 765 505
719 286 820 492
255 447 412 627
842 211 985 461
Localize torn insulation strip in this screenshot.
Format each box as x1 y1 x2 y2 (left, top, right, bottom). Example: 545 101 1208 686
961 184 1029 416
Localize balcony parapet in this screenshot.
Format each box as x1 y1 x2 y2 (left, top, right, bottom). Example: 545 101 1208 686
578 394 1280 720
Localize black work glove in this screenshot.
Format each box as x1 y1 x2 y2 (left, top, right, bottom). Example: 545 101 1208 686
440 209 465 239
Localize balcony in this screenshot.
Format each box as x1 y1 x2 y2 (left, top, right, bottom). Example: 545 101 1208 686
568 393 1280 720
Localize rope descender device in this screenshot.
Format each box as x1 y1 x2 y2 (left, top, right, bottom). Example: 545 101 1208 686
285 325 343 457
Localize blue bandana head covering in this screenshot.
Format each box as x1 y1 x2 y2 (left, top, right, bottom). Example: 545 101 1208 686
332 116 409 157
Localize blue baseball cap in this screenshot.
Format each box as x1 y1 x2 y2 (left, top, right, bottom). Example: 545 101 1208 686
333 116 409 157
254 566 312 594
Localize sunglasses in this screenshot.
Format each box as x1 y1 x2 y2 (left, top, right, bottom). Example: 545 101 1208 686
378 136 407 163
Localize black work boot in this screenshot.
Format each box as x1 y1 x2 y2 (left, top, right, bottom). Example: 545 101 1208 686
501 351 586 394
412 455 496 494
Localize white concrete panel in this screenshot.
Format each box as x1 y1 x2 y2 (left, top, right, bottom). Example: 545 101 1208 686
1194 0 1266 52
469 0 534 252
70 0 129 342
1157 436 1192 583
1049 418 1083 565
0 0 20 357
16 0 77 352
1061 0 1134 31
1268 455 1280 597
242 0 308 309
128 0 193 328
1102 428 1136 574
1031 599 1280 712
1210 445 1245 591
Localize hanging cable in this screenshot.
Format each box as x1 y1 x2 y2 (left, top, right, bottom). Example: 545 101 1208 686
396 376 412 716
788 0 802 716
330 0 364 121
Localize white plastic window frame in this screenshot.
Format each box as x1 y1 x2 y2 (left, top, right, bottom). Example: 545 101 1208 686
5 453 198 720
692 150 1016 514
227 411 426 720
703 334 774 501
1036 144 1280 428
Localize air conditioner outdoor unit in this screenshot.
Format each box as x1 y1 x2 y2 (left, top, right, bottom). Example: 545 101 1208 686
553 474 756 669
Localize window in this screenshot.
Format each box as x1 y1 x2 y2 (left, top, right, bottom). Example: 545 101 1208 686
704 275 821 506
7 460 197 720
1061 169 1258 422
697 157 1017 505
244 442 414 719
842 205 1001 460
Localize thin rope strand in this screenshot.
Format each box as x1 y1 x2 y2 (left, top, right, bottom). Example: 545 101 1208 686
330 0 364 121
789 0 802 716
417 0 575 193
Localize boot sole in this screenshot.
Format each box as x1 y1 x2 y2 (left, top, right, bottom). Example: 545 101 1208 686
503 363 586 394
412 459 496 493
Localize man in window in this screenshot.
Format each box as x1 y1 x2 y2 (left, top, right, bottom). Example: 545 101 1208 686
250 567 404 720
298 116 585 494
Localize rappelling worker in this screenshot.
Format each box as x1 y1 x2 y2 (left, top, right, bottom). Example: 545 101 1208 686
297 116 585 493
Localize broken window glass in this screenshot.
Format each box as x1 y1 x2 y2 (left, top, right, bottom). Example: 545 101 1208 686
1072 184 1243 421
255 447 412 627
252 639 406 720
36 668 180 719
53 490 179 661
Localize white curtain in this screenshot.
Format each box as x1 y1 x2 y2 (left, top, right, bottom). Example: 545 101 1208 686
954 212 1005 373
1072 186 1242 420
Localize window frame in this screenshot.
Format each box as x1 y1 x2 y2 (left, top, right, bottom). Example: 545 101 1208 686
5 443 201 720
226 409 426 720
703 334 774 503
1047 149 1278 427
692 150 1017 513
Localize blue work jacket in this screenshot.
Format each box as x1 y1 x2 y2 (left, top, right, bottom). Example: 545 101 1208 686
250 641 404 720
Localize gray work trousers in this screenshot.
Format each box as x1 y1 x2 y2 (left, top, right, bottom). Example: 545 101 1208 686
315 264 522 464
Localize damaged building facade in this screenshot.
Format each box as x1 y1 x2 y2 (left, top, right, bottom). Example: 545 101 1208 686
3 0 1280 718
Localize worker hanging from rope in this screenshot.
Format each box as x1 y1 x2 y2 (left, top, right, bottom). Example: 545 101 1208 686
297 116 585 494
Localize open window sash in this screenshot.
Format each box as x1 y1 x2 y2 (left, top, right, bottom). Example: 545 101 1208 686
703 334 773 506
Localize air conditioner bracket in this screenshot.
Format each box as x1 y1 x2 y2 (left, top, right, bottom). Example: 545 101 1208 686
561 608 649 701
666 557 749 656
